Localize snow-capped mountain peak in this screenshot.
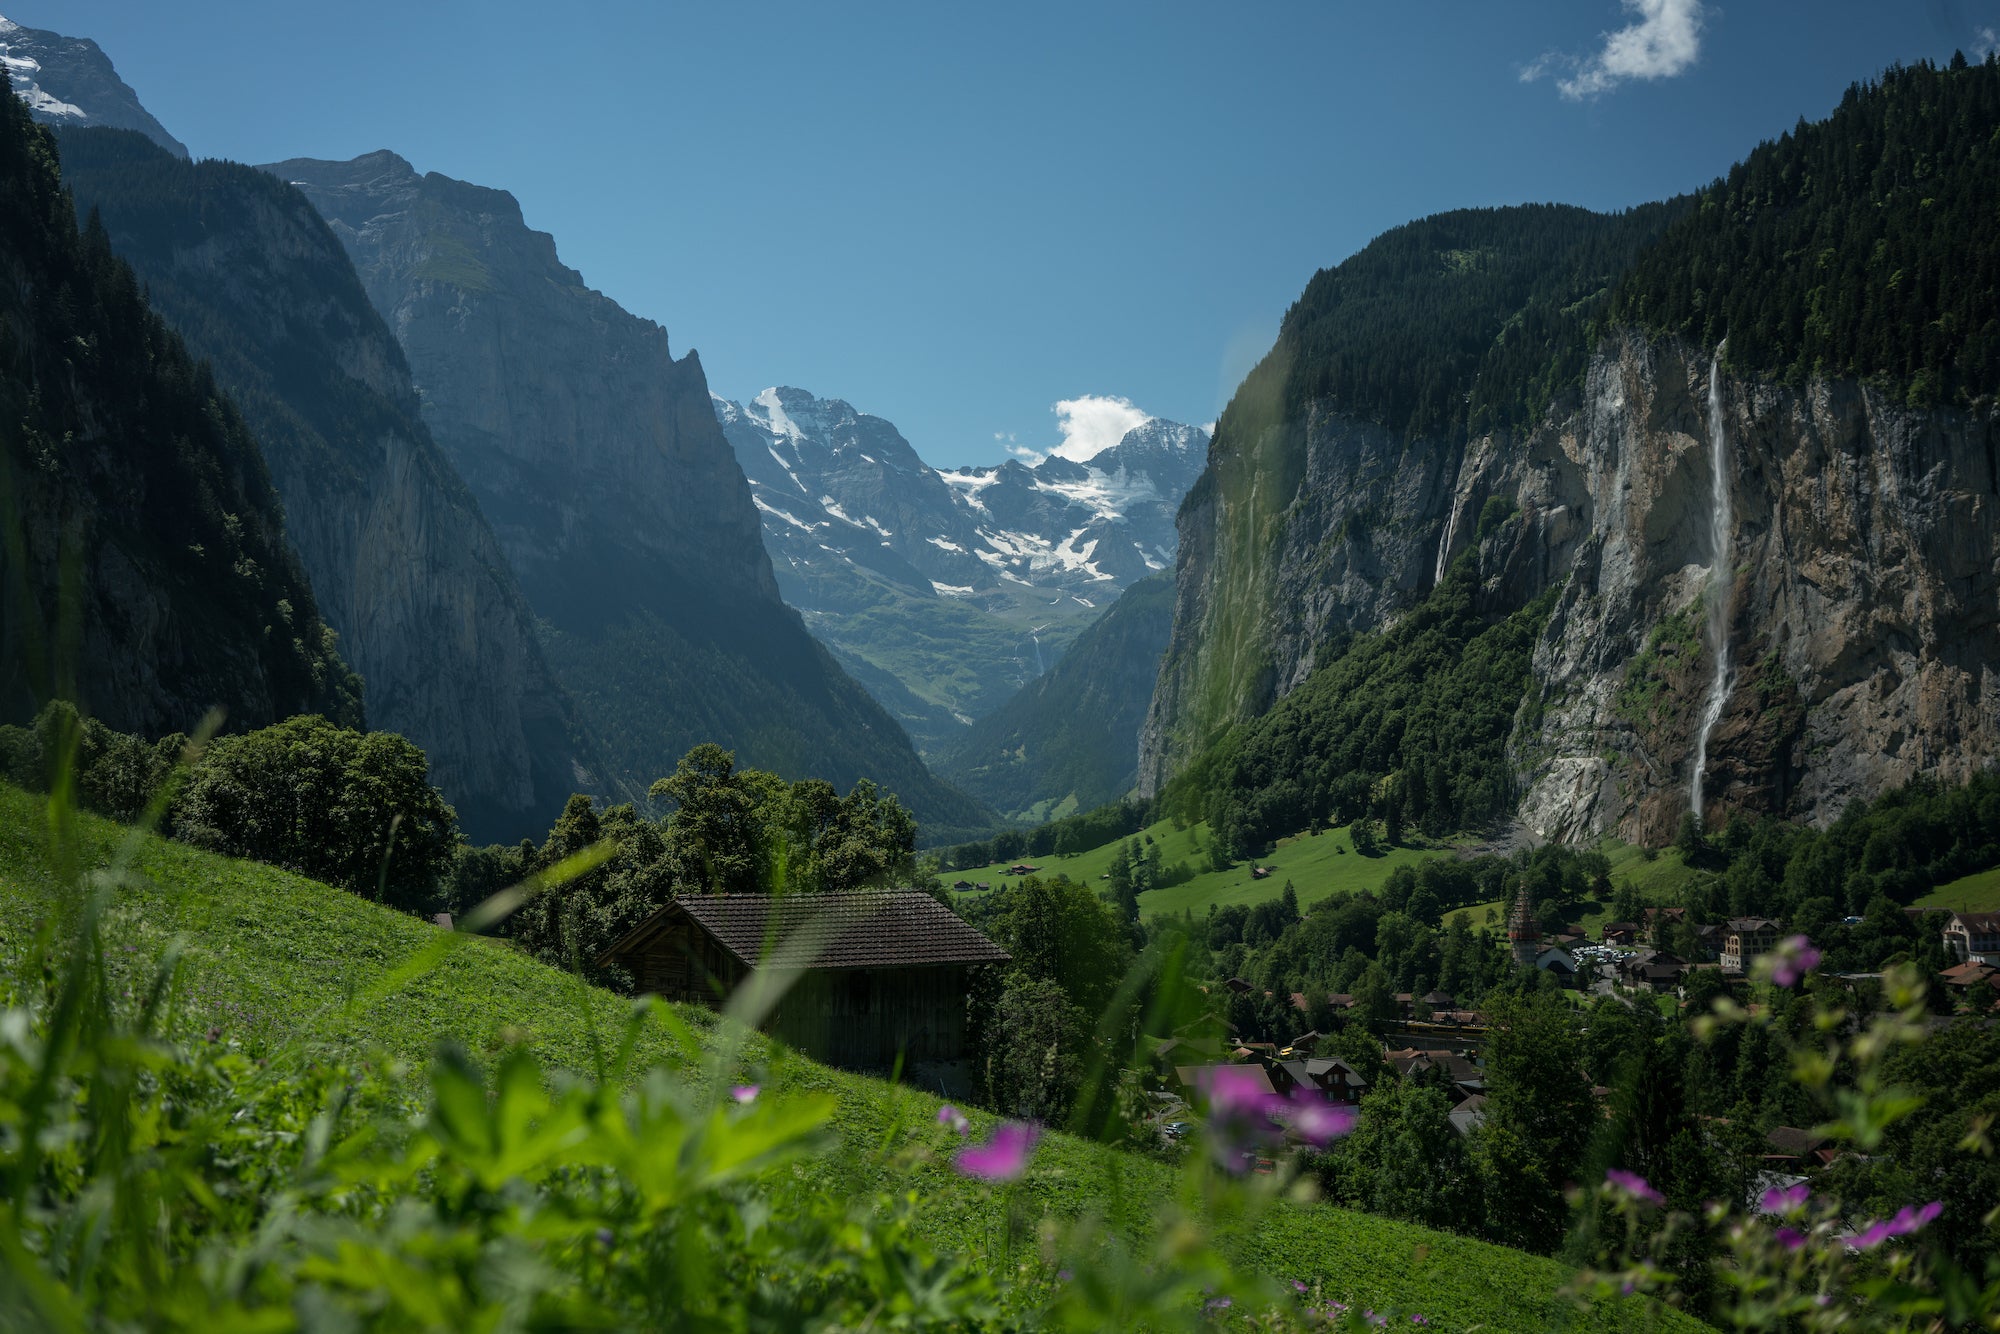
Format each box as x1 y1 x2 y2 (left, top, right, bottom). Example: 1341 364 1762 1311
716 383 1205 606
0 15 188 157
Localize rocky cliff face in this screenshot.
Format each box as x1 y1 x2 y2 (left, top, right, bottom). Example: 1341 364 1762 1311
1144 330 2000 841
0 93 357 738
1489 333 1999 844
60 130 588 842
0 15 186 156
267 151 991 835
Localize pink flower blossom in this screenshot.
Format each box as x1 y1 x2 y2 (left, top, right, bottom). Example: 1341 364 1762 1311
936 1103 969 1134
1759 1182 1810 1214
954 1121 1039 1182
1775 1227 1807 1250
1841 1201 1941 1249
1770 935 1822 987
1285 1090 1359 1146
1605 1168 1665 1206
729 1085 759 1103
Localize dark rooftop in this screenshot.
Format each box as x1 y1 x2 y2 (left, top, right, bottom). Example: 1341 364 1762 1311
604 891 1010 970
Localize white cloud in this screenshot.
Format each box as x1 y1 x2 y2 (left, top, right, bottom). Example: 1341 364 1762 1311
1523 0 1707 101
1050 394 1151 463
1977 26 2000 59
1005 443 1046 464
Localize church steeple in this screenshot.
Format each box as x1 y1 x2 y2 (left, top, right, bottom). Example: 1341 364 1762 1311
1507 882 1541 966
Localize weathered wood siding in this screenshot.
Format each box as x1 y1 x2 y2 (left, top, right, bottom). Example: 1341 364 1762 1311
767 965 969 1070
628 920 742 1004
624 924 972 1070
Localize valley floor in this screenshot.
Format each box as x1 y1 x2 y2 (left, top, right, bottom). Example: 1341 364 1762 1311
952 819 1453 920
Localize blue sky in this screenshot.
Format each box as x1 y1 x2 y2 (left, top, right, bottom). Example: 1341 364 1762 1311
15 1 1997 465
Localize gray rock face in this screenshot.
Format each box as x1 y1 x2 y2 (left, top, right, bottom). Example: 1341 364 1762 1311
1138 409 1459 795
267 151 777 628
266 152 991 834
1 16 186 156
1489 333 2000 843
716 388 1205 754
60 131 589 842
1144 329 2000 839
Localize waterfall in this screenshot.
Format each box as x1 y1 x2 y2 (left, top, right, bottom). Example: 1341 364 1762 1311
1690 353 1734 822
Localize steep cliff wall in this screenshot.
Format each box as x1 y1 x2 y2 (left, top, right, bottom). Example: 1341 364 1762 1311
61 130 589 842
1144 327 2000 841
267 151 990 836
1488 334 1999 844
0 90 358 737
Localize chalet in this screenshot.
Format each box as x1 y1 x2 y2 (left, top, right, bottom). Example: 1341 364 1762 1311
1175 1062 1277 1105
1420 990 1456 1010
1007 863 1040 876
596 891 1008 1082
951 880 974 890
1765 1125 1831 1167
1940 959 2000 994
1644 906 1687 945
1721 918 1781 973
1448 1093 1487 1137
1384 1046 1482 1095
1277 1057 1371 1105
1602 922 1641 947
1534 946 1579 987
1618 949 1688 991
1251 866 1273 881
1224 976 1255 994
1691 922 1726 961
1943 912 2000 966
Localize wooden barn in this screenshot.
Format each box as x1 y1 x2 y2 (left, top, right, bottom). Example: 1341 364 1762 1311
596 891 1009 1079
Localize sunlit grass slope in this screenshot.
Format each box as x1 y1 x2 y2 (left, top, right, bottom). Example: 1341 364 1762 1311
1916 864 2000 912
0 785 1699 1332
955 819 1451 921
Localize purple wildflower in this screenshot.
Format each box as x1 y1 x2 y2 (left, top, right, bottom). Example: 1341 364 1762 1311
1759 1182 1810 1214
1606 1168 1665 1206
1775 1227 1807 1250
1845 1220 1896 1250
1770 935 1822 987
729 1084 759 1104
1198 1066 1286 1171
1293 1280 1309 1294
1203 1295 1233 1315
1843 1200 1943 1250
1285 1089 1359 1146
954 1121 1039 1182
936 1103 969 1135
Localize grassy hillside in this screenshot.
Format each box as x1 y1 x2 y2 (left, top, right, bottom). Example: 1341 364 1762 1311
1917 864 2000 912
957 818 1451 921
0 784 1696 1331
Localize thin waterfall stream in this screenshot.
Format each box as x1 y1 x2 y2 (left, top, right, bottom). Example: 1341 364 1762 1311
1690 352 1734 821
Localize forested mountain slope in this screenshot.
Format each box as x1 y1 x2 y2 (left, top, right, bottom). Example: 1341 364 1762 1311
0 76 359 737
266 150 990 838
59 128 591 842
1144 58 2000 846
941 569 1176 820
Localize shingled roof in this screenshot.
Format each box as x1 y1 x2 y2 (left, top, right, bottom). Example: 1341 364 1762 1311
600 891 1010 971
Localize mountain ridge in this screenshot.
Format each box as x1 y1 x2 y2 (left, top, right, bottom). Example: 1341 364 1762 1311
59 127 594 842
266 149 993 837
716 385 1204 755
